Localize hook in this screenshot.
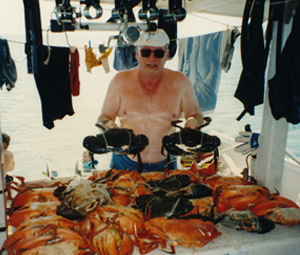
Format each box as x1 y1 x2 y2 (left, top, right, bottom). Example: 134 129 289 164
64 31 76 53
43 28 52 65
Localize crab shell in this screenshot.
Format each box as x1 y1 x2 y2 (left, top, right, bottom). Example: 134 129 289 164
98 204 146 236
56 179 111 219
91 222 134 255
21 240 91 255
10 187 60 211
220 210 275 233
266 207 300 225
3 224 90 254
14 215 81 233
8 201 60 228
144 217 221 252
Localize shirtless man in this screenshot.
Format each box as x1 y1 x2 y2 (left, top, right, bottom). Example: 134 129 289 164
97 29 204 171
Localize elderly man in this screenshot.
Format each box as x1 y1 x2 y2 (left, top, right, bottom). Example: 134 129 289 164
98 29 204 172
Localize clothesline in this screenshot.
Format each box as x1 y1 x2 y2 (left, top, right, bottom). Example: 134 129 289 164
191 13 242 30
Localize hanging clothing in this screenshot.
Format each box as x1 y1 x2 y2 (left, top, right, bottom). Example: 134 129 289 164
23 0 43 75
221 26 240 73
178 31 229 113
268 3 300 124
113 45 138 71
0 39 17 91
34 46 74 129
234 0 268 120
69 47 80 96
158 9 177 60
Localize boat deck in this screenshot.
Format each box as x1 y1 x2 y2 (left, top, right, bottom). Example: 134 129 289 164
136 223 300 255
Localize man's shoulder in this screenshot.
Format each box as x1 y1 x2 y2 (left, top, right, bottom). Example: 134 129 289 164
111 69 136 86
165 69 189 82
115 68 136 77
165 68 186 76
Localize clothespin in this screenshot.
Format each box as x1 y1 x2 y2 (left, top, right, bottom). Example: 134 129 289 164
84 45 102 72
70 45 76 53
226 24 229 32
99 47 113 73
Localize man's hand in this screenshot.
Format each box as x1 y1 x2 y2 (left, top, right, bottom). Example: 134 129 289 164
105 120 119 129
96 119 119 130
184 117 204 129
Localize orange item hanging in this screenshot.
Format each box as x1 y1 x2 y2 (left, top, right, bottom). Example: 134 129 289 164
69 47 80 96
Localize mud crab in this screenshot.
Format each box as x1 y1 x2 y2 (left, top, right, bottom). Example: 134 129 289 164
143 217 221 253
91 222 134 255
83 122 149 172
9 187 60 213
3 218 90 255
161 117 221 169
83 121 148 156
161 117 220 155
8 201 61 228
55 178 111 220
79 213 135 255
219 210 275 234
135 194 194 219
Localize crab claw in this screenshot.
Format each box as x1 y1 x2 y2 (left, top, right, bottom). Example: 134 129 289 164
83 135 108 154
161 135 196 156
189 133 221 153
117 134 149 155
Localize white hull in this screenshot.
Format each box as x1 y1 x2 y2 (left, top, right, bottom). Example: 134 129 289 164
215 132 300 204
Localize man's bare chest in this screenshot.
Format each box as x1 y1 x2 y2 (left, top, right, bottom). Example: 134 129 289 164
118 85 182 118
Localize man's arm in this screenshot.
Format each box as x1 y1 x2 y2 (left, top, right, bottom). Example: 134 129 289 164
97 76 121 129
180 76 204 129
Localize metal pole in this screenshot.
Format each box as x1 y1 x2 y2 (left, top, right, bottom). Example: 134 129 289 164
0 112 8 247
75 22 149 31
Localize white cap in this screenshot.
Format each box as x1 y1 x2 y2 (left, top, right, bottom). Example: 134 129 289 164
134 29 170 47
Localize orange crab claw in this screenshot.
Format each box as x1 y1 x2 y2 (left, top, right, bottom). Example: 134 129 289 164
217 195 263 213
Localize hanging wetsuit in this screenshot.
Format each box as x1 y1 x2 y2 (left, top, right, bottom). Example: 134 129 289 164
158 9 177 60
268 4 300 124
0 39 17 91
34 46 74 129
23 0 43 75
234 0 268 120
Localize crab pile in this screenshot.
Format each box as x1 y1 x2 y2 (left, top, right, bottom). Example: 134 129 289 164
2 164 300 255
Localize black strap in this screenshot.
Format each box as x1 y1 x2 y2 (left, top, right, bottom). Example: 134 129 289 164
0 227 7 232
0 188 7 194
137 153 143 173
167 152 175 170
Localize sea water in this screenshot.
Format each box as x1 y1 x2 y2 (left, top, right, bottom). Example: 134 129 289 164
0 0 299 180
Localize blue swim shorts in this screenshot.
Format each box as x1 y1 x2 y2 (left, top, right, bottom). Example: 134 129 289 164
110 153 177 172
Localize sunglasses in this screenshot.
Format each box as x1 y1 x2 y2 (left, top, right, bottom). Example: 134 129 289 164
140 48 166 59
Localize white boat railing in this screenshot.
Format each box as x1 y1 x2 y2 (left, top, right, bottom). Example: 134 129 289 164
285 149 300 166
